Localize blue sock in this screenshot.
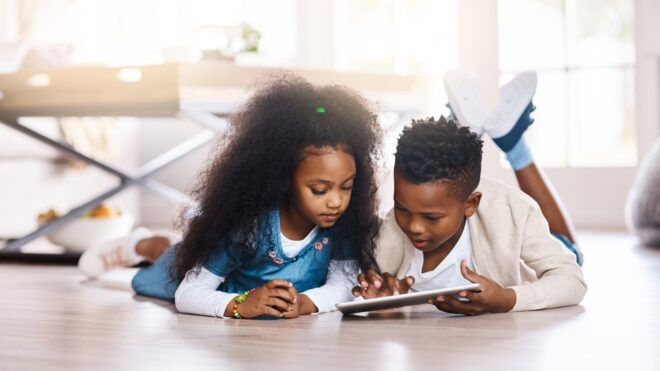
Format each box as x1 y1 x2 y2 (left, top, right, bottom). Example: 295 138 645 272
492 102 535 152
506 137 533 170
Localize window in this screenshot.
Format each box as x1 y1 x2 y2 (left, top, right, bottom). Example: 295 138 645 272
334 0 459 76
499 0 635 167
0 0 297 68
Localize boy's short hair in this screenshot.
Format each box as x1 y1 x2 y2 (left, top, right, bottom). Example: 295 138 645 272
394 116 483 200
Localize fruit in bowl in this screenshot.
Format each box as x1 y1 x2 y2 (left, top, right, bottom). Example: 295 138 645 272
40 204 135 253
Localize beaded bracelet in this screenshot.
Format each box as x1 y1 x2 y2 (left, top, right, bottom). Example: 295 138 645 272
232 288 256 319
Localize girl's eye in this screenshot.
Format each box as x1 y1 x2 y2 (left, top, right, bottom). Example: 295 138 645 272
340 186 353 191
311 189 327 195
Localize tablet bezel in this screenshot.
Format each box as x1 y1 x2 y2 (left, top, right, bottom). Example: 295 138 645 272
336 283 482 315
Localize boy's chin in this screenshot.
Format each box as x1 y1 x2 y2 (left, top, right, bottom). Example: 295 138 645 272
409 239 439 252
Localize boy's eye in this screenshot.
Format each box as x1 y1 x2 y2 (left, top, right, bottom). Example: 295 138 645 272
394 204 407 212
424 215 442 221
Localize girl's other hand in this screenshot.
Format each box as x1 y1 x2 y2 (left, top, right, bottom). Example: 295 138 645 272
280 287 317 319
227 279 297 319
427 260 516 315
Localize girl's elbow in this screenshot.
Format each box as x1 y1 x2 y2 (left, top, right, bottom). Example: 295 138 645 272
173 285 189 313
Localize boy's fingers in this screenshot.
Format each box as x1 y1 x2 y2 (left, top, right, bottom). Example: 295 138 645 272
399 276 415 293
365 280 388 298
351 286 364 297
462 290 482 303
432 295 480 316
357 272 368 288
266 280 292 289
383 273 400 295
429 296 459 314
366 270 383 289
460 260 482 283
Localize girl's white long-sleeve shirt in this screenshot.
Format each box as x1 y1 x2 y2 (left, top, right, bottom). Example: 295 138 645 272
174 227 358 317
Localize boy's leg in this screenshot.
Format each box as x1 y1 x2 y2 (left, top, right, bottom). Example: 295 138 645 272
445 70 582 264
484 74 576 243
486 73 583 264
514 162 576 243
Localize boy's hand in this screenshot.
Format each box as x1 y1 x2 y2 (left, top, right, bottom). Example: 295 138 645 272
351 269 415 299
427 260 516 315
225 279 297 318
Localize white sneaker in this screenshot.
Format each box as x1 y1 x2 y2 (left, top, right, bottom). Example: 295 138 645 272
443 69 488 135
485 71 537 139
78 227 153 279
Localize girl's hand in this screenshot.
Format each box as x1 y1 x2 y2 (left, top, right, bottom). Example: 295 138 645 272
427 260 516 315
226 280 297 318
281 286 302 319
351 270 415 299
280 289 318 319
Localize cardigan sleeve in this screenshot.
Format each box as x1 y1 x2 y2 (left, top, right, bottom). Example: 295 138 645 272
374 210 408 275
509 203 587 311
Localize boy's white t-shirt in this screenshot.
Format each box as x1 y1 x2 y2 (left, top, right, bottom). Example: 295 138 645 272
407 220 475 292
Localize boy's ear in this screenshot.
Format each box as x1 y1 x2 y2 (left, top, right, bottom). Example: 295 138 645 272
463 191 482 218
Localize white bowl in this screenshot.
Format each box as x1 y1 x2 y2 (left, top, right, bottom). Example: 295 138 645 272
47 211 135 253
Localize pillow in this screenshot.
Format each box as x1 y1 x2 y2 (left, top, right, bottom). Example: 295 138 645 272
626 136 660 246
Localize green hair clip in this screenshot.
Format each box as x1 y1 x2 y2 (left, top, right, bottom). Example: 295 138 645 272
316 107 326 113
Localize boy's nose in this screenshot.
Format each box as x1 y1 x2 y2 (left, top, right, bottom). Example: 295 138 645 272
408 219 425 235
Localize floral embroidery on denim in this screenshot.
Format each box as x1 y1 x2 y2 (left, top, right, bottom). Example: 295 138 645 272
314 242 323 251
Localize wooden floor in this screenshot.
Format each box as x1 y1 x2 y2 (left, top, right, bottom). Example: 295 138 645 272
1 231 659 371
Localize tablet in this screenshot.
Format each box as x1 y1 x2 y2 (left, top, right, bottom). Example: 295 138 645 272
335 283 481 315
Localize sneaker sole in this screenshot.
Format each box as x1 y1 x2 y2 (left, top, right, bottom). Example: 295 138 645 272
444 70 486 134
488 71 537 138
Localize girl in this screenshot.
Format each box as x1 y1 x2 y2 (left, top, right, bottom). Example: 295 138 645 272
82 74 382 319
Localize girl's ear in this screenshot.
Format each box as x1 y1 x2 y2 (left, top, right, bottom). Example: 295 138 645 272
463 192 482 218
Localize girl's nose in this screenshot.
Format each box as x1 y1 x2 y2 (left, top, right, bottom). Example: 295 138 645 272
326 191 343 209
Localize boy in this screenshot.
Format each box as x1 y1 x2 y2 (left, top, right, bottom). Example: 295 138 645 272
354 70 586 314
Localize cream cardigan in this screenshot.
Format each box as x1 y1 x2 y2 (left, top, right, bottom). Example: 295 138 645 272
375 178 587 312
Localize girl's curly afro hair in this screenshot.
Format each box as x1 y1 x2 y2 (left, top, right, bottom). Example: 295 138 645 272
174 73 383 280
